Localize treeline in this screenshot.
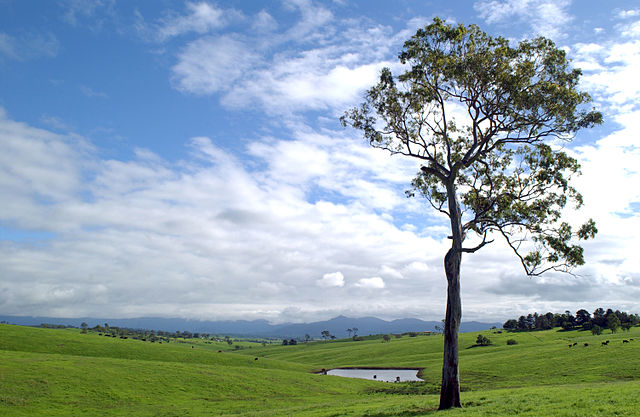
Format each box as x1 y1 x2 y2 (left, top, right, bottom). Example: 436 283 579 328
77 323 267 345
503 308 640 333
81 323 220 342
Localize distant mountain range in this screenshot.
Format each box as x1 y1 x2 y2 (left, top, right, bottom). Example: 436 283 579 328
0 314 502 339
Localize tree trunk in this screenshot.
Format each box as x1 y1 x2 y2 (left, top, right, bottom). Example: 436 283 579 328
439 179 463 410
438 248 462 410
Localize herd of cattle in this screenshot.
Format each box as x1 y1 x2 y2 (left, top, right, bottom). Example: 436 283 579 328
568 338 633 347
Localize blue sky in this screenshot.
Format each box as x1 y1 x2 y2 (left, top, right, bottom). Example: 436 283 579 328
1 0 639 323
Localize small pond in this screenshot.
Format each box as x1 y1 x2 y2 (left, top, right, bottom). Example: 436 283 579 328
325 368 423 382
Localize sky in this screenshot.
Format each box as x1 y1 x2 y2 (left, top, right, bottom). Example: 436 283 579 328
1 0 639 324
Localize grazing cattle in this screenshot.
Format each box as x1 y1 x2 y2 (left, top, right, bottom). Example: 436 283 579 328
584 343 589 347
217 350 222 353
623 340 629 343
601 341 607 346
568 344 573 348
572 342 577 346
630 338 634 341
254 357 258 361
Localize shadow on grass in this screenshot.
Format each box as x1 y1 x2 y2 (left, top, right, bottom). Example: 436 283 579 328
361 407 437 417
366 382 440 396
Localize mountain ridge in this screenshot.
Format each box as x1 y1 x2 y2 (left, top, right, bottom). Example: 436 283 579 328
0 314 502 339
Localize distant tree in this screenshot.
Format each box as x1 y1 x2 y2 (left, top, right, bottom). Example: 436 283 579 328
561 321 574 331
607 313 620 334
321 330 331 340
593 308 606 327
544 312 556 328
80 322 88 334
503 319 518 331
591 324 602 335
534 314 552 330
526 314 535 330
564 310 576 326
352 327 359 337
282 339 289 346
383 334 391 342
517 316 528 331
305 333 311 343
347 328 353 338
620 323 631 332
575 309 591 327
289 339 297 345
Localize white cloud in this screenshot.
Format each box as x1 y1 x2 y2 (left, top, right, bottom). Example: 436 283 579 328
0 112 444 319
354 277 385 289
0 32 59 61
574 39 640 112
282 0 334 41
620 20 640 38
172 35 258 94
224 60 387 113
170 5 407 114
474 0 573 39
252 10 278 32
60 0 116 28
618 9 640 19
379 265 404 280
157 2 227 41
317 272 345 287
0 109 91 230
80 85 109 99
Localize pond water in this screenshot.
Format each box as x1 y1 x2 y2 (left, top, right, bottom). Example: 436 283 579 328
325 368 423 382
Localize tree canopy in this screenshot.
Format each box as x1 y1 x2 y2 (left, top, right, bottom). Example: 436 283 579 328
342 18 601 275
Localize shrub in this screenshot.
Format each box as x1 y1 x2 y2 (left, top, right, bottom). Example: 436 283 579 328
506 339 517 345
476 334 492 346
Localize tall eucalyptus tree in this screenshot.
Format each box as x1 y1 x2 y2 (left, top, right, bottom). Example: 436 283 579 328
341 18 601 409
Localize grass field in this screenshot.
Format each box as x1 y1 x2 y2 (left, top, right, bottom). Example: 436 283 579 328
1 324 639 416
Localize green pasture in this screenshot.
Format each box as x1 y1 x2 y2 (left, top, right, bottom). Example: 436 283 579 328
1 324 639 416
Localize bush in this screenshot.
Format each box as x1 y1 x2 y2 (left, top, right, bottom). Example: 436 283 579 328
591 324 603 335
476 334 492 346
506 339 517 345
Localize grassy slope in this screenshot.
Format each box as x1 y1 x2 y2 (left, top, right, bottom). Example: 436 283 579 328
1 324 639 416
